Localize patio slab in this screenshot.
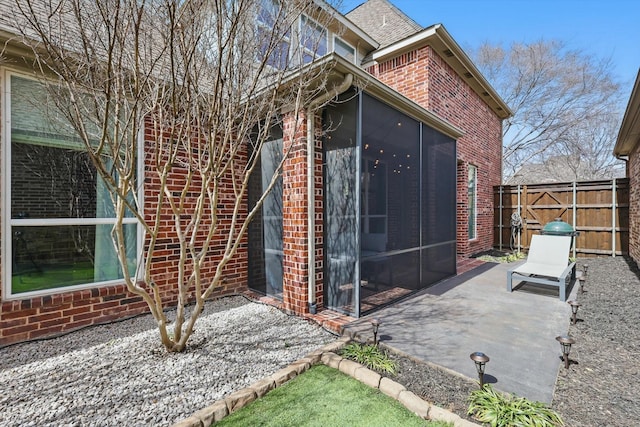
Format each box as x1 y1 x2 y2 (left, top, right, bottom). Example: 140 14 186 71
343 261 577 404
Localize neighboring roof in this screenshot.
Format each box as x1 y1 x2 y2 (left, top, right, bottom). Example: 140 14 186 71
614 70 640 157
505 156 625 185
345 0 422 48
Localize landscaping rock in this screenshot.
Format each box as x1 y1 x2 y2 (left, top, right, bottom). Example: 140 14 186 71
398 390 431 418
0 296 335 426
379 377 406 400
353 366 381 389
224 388 257 413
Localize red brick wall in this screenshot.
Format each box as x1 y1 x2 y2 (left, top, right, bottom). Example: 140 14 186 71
628 144 640 263
312 115 325 309
368 45 503 257
1 118 247 346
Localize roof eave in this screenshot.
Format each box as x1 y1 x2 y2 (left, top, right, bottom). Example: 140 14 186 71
614 70 640 157
326 54 464 139
370 24 512 120
312 0 379 50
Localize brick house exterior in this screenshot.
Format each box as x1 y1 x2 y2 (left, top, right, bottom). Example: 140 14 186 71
614 70 640 264
1 0 510 346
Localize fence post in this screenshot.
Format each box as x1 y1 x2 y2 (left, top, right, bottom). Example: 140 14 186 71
612 178 617 257
499 186 503 251
520 185 526 251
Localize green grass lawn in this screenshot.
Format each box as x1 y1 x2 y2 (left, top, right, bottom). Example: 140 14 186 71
214 365 452 427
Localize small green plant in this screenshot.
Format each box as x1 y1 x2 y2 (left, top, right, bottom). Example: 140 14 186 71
340 342 398 375
468 385 564 426
511 252 526 262
477 252 525 263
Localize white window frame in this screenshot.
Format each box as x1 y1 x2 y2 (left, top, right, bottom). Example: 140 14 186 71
299 14 328 64
333 36 356 64
468 164 478 240
256 0 291 70
1 68 144 300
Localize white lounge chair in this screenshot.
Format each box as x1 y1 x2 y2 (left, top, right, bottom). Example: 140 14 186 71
507 234 576 301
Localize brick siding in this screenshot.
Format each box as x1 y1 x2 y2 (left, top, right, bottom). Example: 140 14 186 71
1 115 247 346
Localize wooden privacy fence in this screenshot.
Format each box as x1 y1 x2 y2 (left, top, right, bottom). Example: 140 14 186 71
494 179 629 257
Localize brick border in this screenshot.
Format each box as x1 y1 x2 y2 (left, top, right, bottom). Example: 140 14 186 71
171 337 480 427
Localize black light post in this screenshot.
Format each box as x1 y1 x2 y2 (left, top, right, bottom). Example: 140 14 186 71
470 352 490 388
371 318 380 346
567 300 582 325
555 335 576 370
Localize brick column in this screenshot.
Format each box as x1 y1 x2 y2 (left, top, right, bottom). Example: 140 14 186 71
282 111 310 314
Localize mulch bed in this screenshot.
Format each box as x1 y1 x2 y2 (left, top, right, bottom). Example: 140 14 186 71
382 257 640 426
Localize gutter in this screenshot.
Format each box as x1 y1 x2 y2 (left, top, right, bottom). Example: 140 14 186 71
306 72 354 314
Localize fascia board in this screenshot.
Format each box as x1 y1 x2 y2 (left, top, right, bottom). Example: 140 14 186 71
614 70 640 157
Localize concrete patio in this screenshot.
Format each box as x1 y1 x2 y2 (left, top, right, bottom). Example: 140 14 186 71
343 261 578 403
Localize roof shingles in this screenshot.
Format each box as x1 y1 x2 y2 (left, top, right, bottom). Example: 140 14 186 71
346 0 422 47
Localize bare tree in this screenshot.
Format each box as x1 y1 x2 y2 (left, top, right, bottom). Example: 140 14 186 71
14 0 345 351
472 40 624 180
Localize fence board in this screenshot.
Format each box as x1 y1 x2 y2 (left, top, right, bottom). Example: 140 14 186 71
494 179 629 257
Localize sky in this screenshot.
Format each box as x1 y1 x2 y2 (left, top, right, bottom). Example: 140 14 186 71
339 0 640 100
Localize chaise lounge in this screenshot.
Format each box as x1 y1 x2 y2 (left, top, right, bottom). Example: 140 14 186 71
507 234 576 301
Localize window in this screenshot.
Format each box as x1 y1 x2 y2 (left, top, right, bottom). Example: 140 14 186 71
3 72 140 298
299 15 327 64
257 0 291 69
334 37 355 63
468 164 477 240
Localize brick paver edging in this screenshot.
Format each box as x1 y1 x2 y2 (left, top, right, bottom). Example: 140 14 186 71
172 337 480 427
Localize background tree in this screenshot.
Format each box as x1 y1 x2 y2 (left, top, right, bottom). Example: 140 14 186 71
15 0 344 352
471 40 625 181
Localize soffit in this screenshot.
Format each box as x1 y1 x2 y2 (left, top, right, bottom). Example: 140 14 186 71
614 70 640 157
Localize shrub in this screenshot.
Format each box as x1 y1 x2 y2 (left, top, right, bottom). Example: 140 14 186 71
340 342 398 375
468 385 564 426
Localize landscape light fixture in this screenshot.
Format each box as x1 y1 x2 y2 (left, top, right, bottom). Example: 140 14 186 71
469 352 490 388
582 264 589 277
555 335 576 370
578 275 586 294
371 318 380 346
567 300 582 325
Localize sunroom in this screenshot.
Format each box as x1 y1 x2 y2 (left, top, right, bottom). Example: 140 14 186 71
247 57 463 317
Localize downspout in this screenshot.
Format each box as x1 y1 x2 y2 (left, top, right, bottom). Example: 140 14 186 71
306 72 353 314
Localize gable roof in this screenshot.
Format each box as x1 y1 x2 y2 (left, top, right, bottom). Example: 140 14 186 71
346 0 422 47
614 69 640 157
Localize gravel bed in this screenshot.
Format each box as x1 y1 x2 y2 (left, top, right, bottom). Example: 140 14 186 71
382 257 640 426
0 296 335 426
